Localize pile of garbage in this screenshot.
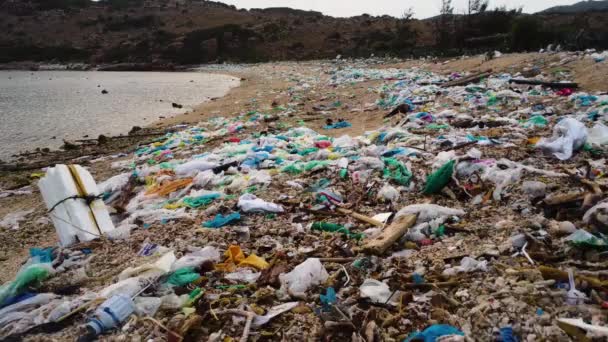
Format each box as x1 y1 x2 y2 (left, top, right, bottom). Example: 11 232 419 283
2 55 608 341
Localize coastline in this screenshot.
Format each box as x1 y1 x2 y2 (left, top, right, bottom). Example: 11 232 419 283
0 69 241 163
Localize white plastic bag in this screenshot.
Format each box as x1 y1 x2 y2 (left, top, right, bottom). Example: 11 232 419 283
171 246 220 271
377 184 399 202
279 258 328 295
588 123 608 146
536 118 588 160
225 269 261 283
237 194 284 213
395 204 465 222
443 257 488 276
134 297 162 317
359 279 397 305
175 159 217 176
0 209 34 230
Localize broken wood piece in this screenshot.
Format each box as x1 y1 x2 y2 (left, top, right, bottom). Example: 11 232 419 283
543 192 586 206
508 79 578 89
440 69 492 88
384 103 412 118
337 208 384 227
539 265 608 291
318 257 357 263
402 281 459 289
360 214 417 255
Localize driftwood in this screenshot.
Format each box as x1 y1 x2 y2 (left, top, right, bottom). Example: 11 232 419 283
74 132 166 144
337 208 384 227
508 79 578 89
539 265 608 291
360 214 417 255
440 69 492 88
384 103 412 118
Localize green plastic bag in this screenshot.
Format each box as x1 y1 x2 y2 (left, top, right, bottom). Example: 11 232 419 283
423 160 455 194
312 222 365 240
167 267 201 286
0 263 52 307
182 193 221 208
281 163 303 174
382 158 412 186
304 160 329 172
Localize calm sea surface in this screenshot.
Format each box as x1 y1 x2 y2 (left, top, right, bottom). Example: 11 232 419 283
0 71 239 160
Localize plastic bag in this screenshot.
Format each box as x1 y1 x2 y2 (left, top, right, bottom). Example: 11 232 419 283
536 118 588 160
166 267 200 286
359 279 397 305
171 246 221 271
279 258 328 295
588 123 608 146
0 263 54 307
396 204 465 223
404 324 465 342
564 229 608 250
215 245 269 271
423 160 455 194
175 159 217 176
225 269 261 283
202 212 241 228
183 193 221 208
443 257 488 276
238 194 284 213
252 302 299 326
583 202 608 228
134 297 162 317
0 209 34 230
377 184 400 202
311 222 364 240
382 158 412 186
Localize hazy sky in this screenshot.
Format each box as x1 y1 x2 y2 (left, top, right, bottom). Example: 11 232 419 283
218 0 581 19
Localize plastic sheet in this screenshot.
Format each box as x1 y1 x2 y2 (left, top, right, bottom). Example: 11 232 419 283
536 118 588 160
279 258 328 295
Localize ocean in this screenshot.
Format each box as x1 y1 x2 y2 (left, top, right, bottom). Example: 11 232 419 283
0 71 239 160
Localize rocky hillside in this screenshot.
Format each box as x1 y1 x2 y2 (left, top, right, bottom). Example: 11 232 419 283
541 0 608 14
0 0 607 66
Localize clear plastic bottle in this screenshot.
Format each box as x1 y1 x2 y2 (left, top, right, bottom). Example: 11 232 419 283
79 294 134 341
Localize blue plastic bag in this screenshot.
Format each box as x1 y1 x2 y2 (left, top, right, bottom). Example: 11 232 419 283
404 324 464 342
202 212 241 228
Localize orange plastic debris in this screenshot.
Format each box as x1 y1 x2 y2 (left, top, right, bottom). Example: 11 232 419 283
146 178 192 196
215 245 269 271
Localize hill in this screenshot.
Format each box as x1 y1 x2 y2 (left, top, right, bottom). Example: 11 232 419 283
541 0 608 14
0 0 607 67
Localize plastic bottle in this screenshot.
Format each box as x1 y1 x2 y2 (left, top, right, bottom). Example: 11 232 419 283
80 294 135 341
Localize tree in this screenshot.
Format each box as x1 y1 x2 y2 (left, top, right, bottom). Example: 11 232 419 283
436 0 454 48
440 0 454 16
401 7 414 21
468 0 489 15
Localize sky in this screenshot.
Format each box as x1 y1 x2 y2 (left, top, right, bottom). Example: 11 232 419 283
217 0 581 19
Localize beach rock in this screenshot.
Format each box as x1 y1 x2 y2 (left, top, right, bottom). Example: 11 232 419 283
98 134 108 145
129 126 143 135
172 102 183 109
101 89 108 94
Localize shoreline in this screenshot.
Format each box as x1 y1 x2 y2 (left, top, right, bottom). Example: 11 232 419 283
1 70 242 163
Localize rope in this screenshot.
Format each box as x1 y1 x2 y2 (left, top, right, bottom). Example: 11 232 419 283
47 194 104 214
49 213 102 237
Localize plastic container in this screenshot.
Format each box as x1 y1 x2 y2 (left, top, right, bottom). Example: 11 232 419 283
86 294 135 336
38 164 115 247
